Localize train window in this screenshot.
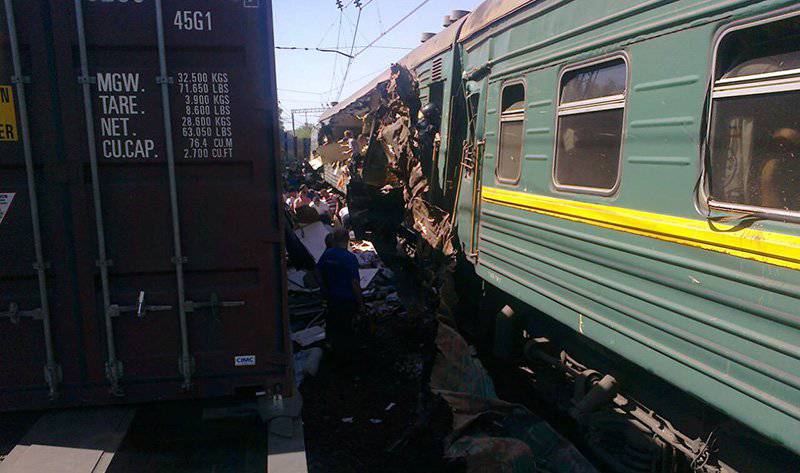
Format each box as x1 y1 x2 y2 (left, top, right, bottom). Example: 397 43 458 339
708 15 800 214
554 58 627 191
496 82 525 182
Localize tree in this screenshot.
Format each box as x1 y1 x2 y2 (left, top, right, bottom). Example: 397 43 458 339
293 123 316 140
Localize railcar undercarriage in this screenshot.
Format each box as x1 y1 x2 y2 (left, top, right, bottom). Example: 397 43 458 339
484 303 797 473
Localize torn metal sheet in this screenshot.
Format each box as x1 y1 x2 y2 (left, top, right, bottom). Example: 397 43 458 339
315 141 351 166
431 321 598 473
341 63 458 293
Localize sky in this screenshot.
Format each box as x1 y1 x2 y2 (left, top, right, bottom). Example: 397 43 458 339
272 0 484 130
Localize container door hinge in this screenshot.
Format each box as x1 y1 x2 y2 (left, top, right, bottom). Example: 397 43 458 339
105 359 124 397
1 303 44 324
178 354 195 390
185 293 246 321
156 75 174 85
43 363 63 400
11 75 30 84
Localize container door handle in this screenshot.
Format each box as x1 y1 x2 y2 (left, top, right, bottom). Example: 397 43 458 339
0 302 44 324
185 293 246 321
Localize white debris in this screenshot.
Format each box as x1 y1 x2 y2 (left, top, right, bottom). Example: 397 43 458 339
295 221 331 262
291 325 326 347
359 268 380 289
293 347 324 387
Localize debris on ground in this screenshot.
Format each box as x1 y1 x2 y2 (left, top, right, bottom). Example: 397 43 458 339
294 347 323 388
295 221 331 262
291 325 326 348
431 320 598 473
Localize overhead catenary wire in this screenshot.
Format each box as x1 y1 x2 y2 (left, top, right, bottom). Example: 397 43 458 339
280 63 391 98
277 45 412 51
326 10 344 103
354 0 431 57
335 4 364 101
341 8 370 44
317 65 389 96
375 0 384 34
315 15 340 48
278 88 325 95
275 46 353 58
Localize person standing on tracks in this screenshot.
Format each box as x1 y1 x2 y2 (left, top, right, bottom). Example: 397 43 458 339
317 227 363 362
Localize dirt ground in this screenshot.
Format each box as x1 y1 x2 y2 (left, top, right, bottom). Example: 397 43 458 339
299 305 461 473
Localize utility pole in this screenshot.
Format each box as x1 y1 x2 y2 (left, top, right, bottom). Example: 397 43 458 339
291 111 297 160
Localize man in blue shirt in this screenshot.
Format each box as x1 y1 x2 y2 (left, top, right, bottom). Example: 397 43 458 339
317 227 363 360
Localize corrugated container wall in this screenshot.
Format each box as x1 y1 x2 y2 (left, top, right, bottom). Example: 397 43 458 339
0 0 288 410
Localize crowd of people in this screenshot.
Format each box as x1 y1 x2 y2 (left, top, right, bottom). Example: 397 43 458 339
283 125 373 228
284 185 347 226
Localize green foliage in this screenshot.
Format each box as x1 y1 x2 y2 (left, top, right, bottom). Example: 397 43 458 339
294 123 315 139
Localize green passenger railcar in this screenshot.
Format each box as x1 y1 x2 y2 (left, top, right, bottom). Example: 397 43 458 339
454 0 800 455
319 0 800 464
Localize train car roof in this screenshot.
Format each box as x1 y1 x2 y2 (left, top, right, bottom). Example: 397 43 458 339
457 0 535 43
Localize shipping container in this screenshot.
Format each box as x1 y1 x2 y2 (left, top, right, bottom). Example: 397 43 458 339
0 0 288 410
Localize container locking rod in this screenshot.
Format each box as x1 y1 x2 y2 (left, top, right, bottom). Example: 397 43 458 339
5 0 61 399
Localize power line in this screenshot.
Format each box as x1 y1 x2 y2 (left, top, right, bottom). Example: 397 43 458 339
375 0 384 34
341 8 370 45
275 46 353 58
318 64 389 95
354 0 431 57
326 11 344 104
278 88 325 95
336 4 364 101
318 45 413 50
349 65 389 84
315 16 340 48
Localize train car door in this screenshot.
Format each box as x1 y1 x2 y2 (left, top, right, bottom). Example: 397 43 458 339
456 77 491 260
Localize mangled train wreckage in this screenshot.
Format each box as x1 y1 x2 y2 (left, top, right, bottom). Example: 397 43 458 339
316 1 800 472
